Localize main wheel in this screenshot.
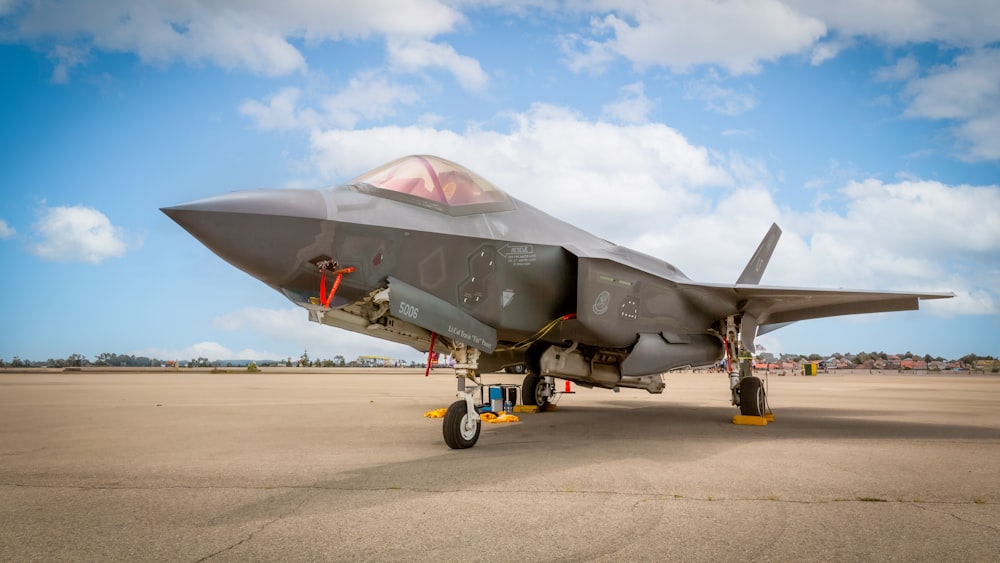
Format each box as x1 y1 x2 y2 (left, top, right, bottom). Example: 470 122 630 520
739 376 766 417
442 399 480 449
522 372 549 408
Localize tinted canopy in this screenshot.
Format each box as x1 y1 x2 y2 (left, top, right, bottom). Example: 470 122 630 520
350 155 514 215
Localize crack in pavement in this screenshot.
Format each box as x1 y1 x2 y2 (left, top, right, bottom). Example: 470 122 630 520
2 482 993 508
194 492 314 563
910 502 1000 533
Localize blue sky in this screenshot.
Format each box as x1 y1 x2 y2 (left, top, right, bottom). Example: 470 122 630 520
1 1 998 363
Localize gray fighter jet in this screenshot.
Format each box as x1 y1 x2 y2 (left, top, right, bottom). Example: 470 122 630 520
163 155 952 448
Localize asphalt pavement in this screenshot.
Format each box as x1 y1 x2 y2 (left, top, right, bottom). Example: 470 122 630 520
1 368 998 561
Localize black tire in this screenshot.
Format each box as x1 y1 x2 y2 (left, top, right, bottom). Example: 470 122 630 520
522 372 549 408
739 376 766 417
512 363 526 374
442 399 480 449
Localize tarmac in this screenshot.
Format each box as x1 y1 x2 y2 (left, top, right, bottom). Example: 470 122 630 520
1 368 998 562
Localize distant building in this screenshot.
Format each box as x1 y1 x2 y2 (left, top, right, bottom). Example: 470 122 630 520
974 359 1000 372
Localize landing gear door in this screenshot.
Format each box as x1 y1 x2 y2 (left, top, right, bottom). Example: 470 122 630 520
387 276 498 353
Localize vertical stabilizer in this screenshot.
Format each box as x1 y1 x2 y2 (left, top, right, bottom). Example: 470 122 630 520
736 223 782 285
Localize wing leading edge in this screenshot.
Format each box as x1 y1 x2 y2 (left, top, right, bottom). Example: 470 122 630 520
676 281 952 353
713 283 953 335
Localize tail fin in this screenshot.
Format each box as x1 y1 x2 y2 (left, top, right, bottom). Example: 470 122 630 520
736 223 782 354
736 223 782 285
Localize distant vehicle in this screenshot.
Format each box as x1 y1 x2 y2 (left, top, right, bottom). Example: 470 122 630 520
164 155 952 448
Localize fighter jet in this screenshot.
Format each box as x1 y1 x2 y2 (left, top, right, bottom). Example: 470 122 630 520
163 155 952 448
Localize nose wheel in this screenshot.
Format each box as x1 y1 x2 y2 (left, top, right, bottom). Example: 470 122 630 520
442 399 481 449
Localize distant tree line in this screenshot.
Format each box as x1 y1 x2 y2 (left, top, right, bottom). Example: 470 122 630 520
772 351 951 364
0 351 351 368
0 351 995 370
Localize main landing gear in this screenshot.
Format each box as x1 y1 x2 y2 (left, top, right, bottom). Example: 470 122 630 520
521 372 555 409
738 375 766 417
724 315 769 419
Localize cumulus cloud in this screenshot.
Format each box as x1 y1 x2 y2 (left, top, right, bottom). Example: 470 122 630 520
809 35 853 66
601 81 654 124
241 73 421 131
131 342 285 362
386 38 489 92
899 48 1000 160
319 72 422 129
213 306 421 360
7 0 462 79
46 44 89 84
0 219 15 239
787 0 1000 47
562 0 826 75
684 73 758 115
558 30 619 75
875 55 920 83
239 87 308 131
306 103 734 239
29 204 138 263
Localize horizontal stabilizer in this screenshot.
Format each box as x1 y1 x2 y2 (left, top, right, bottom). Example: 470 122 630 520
737 223 782 285
757 322 795 336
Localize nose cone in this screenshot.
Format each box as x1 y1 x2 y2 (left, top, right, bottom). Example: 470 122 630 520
162 188 330 285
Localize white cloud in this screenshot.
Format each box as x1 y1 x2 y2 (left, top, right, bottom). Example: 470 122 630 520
809 36 852 66
307 103 734 240
47 44 89 84
875 55 920 82
684 74 758 115
241 73 422 131
133 305 426 362
29 204 138 264
601 81 654 124
899 48 1000 160
787 0 1000 47
239 87 307 131
0 219 15 239
131 342 285 362
387 38 489 92
557 1 1000 85
559 30 619 75
320 71 422 129
955 109 1000 162
212 306 422 360
902 50 1000 120
773 179 1000 314
9 0 463 79
563 0 826 75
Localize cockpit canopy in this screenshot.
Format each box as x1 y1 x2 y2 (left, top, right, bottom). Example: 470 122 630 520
350 155 515 216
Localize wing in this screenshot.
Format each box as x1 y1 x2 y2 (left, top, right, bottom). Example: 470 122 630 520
732 284 953 331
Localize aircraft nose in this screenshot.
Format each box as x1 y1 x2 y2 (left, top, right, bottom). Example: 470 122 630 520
162 189 330 285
